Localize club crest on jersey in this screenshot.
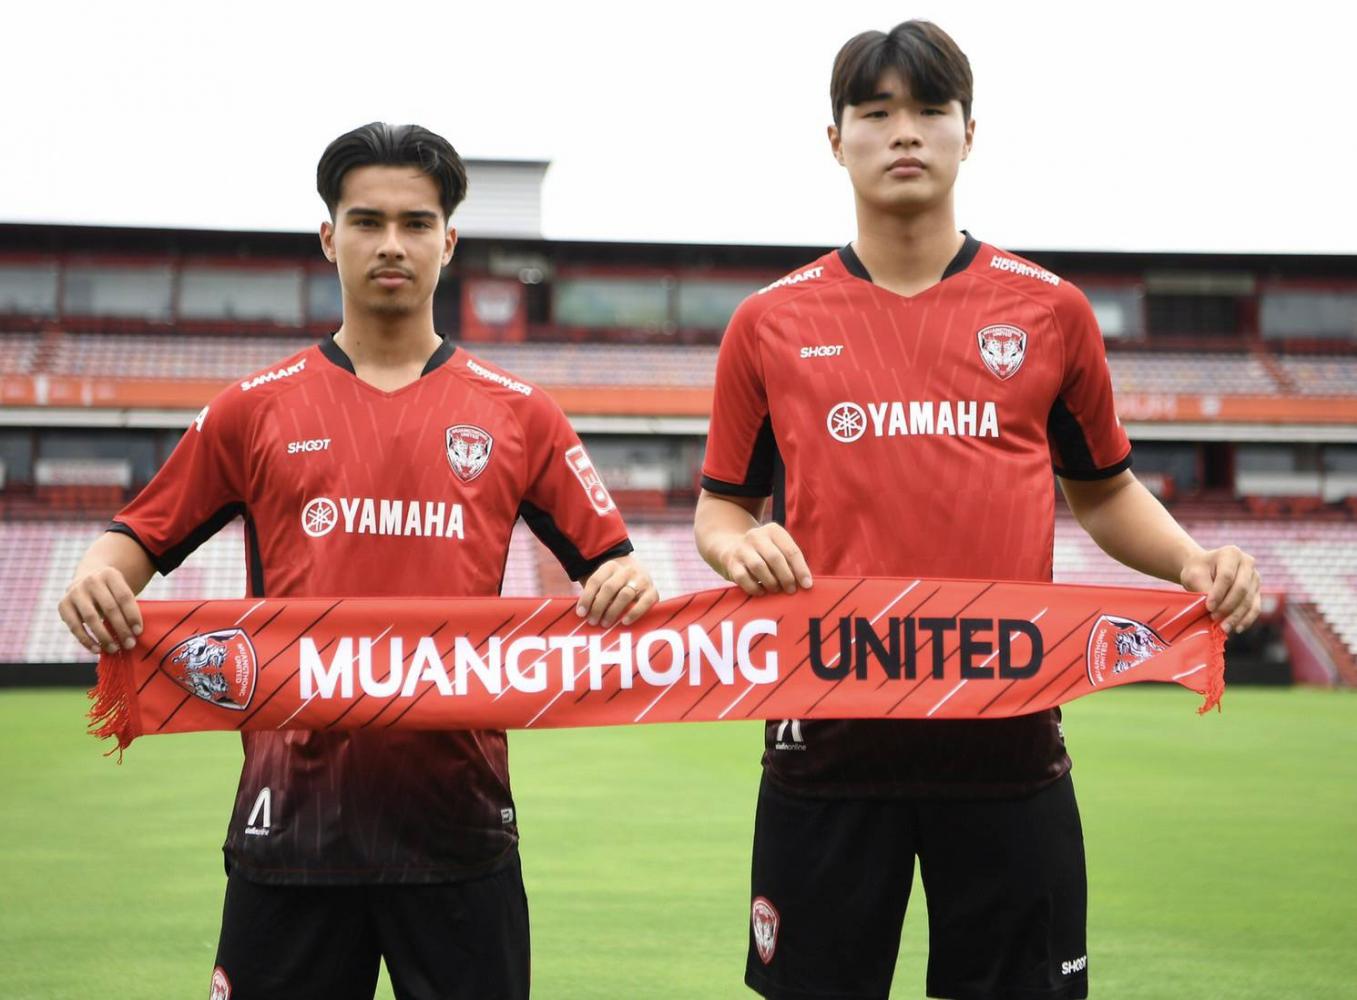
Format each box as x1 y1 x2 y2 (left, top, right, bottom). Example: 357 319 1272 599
1085 615 1169 687
210 966 232 999
977 324 1028 380
751 897 780 965
446 425 493 483
160 629 257 711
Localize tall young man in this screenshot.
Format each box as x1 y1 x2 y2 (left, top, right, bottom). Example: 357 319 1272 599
57 123 658 1000
695 23 1260 1000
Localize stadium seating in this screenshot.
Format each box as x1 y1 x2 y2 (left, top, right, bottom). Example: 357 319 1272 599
0 332 40 373
1277 356 1357 396
10 515 1356 666
8 332 1357 401
1104 353 1279 395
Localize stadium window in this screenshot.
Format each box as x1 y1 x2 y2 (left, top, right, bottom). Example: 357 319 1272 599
676 280 761 330
0 429 33 485
1260 290 1357 339
307 271 343 324
178 266 304 325
1083 286 1143 339
0 262 59 316
62 264 174 321
1144 271 1253 337
553 277 670 330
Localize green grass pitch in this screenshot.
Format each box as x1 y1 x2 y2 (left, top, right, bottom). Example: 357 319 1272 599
1 686 1354 998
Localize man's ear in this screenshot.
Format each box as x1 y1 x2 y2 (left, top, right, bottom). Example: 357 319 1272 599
828 124 845 166
319 220 336 263
961 117 976 161
443 226 458 267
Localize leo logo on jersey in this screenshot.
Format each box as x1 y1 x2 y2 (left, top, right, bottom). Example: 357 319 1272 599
565 445 616 515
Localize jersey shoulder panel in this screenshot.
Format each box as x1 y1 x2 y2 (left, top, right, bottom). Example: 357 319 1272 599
972 244 1075 301
194 344 322 435
449 348 552 421
733 250 851 326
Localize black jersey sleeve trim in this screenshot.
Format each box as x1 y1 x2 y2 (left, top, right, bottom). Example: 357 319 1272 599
518 500 634 581
106 520 167 574
108 503 246 577
1054 451 1134 482
1049 395 1135 480
700 476 770 498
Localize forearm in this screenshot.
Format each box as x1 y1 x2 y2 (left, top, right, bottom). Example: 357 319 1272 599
694 491 762 579
1062 475 1202 585
75 531 157 595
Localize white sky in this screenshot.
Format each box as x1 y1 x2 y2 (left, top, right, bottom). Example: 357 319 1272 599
3 0 1354 254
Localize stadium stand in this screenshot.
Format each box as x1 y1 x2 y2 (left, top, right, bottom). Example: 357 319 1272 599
13 332 1357 399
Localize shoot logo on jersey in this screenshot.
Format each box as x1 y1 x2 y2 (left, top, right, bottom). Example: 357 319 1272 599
1085 615 1169 687
446 425 493 483
751 897 780 964
160 629 257 711
565 444 616 515
977 324 1028 380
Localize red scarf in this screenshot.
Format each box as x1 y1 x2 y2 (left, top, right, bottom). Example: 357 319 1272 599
90 577 1225 753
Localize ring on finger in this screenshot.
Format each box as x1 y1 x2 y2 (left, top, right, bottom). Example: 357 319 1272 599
621 580 639 592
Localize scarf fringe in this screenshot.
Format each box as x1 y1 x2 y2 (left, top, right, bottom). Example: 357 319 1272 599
87 654 135 763
1196 626 1228 715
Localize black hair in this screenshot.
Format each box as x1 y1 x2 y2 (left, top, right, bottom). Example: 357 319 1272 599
316 122 468 223
831 21 973 127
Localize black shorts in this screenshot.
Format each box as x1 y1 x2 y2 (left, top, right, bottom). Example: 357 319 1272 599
210 851 529 1000
745 773 1088 1000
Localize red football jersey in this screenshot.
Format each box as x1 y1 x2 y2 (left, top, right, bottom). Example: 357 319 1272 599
702 234 1132 797
111 335 632 884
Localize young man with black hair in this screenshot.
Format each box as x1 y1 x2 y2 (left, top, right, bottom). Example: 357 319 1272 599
695 22 1260 1000
58 122 657 1000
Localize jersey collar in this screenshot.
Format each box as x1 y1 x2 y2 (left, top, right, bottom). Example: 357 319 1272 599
318 333 458 377
838 230 981 286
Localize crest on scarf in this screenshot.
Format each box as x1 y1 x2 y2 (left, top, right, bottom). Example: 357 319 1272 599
977 324 1028 380
751 897 780 965
161 630 256 710
1086 615 1169 687
446 425 493 483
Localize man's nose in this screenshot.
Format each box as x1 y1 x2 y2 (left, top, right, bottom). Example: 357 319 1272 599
376 223 406 257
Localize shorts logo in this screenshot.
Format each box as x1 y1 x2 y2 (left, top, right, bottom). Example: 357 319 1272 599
774 718 806 751
977 324 1028 380
209 965 232 999
245 787 271 836
446 425 493 483
565 445 615 515
301 497 339 537
161 629 257 710
827 402 867 443
751 897 780 965
1086 615 1169 687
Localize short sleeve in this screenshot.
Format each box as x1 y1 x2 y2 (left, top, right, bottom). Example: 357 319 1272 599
1048 287 1133 480
518 397 632 581
109 390 250 574
701 298 775 497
